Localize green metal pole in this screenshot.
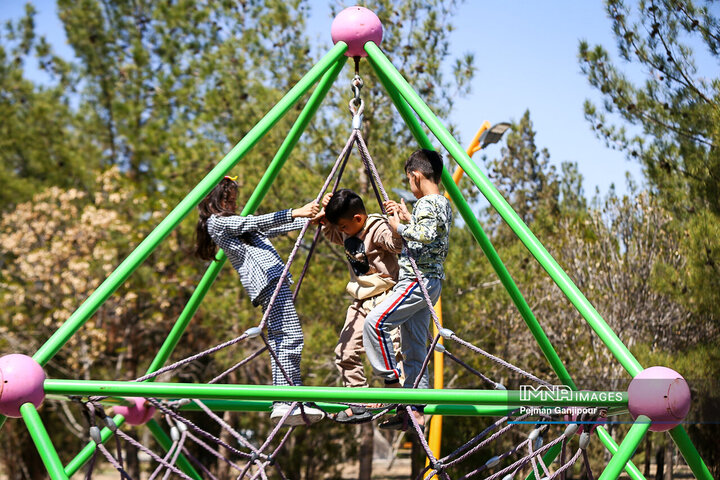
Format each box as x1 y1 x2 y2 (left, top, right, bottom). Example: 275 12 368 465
525 442 562 480
32 41 348 368
146 419 203 480
596 426 647 480
145 55 347 377
668 425 713 480
20 403 70 480
64 414 126 476
598 416 651 480
44 380 627 407
370 47 645 479
365 41 643 378
369 59 575 390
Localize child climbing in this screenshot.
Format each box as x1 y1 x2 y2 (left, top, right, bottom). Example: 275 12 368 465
195 175 325 426
362 149 452 430
317 189 403 423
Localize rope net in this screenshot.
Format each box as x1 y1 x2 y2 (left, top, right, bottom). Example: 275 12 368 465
61 126 608 480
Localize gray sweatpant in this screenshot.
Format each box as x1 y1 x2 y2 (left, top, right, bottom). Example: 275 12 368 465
362 277 442 389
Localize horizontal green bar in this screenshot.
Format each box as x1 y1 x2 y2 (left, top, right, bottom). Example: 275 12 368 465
176 399 518 416
44 380 627 407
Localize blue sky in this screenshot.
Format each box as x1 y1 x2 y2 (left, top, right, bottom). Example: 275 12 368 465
2 1 647 198
309 2 646 199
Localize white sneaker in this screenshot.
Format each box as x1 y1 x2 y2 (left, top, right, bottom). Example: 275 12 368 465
270 403 325 426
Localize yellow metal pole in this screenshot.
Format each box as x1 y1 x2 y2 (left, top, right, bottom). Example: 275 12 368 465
425 121 491 473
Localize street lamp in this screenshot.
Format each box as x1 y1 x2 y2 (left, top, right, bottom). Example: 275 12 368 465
476 122 511 151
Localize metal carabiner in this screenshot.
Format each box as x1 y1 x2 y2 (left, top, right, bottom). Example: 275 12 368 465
349 74 364 129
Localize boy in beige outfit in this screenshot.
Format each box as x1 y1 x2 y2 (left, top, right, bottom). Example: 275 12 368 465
319 189 403 423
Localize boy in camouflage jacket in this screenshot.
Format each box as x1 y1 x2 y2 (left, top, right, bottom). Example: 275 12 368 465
362 149 452 430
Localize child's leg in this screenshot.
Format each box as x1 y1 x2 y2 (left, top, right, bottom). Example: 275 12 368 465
263 282 303 387
400 278 442 389
363 278 428 384
334 300 368 388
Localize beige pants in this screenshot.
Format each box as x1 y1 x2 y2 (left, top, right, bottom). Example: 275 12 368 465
335 291 402 388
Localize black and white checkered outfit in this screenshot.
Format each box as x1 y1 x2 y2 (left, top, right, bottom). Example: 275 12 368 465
207 209 307 387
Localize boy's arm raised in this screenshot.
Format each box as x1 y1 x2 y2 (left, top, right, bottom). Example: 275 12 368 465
321 222 344 245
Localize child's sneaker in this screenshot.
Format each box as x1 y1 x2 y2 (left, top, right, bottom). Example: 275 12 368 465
270 403 325 426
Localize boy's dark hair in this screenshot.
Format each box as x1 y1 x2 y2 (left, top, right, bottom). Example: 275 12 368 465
405 149 443 184
325 189 366 224
195 177 239 261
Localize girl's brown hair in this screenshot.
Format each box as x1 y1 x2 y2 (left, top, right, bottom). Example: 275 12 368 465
195 177 239 261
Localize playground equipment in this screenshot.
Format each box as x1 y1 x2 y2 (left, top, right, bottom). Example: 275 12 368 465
0 6 712 480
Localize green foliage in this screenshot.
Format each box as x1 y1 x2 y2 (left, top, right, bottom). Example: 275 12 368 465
0 4 95 212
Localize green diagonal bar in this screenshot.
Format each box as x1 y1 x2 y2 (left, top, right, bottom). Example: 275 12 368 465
61 55 348 477
598 416 651 480
145 55 347 377
21 403 69 480
369 57 575 390
668 425 713 480
64 414 127 476
525 442 562 480
368 46 647 479
596 425 647 480
146 419 203 480
32 41 348 368
365 41 643 378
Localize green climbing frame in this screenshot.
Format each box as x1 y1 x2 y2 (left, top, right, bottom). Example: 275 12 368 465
2 35 712 480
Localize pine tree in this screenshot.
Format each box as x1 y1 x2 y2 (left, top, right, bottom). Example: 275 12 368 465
579 0 720 324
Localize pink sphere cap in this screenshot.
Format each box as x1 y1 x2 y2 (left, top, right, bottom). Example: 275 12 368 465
331 6 383 57
0 354 46 418
113 397 156 425
628 366 691 432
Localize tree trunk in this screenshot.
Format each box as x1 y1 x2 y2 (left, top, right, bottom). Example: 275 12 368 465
663 441 673 480
358 423 374 480
655 441 665 480
644 435 652 476
410 435 424 479
124 433 141 478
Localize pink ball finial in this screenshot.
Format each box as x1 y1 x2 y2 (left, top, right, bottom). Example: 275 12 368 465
628 366 691 432
0 354 46 418
331 6 383 57
113 397 156 425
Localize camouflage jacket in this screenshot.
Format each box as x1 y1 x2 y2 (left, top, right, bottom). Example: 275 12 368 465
397 194 452 280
